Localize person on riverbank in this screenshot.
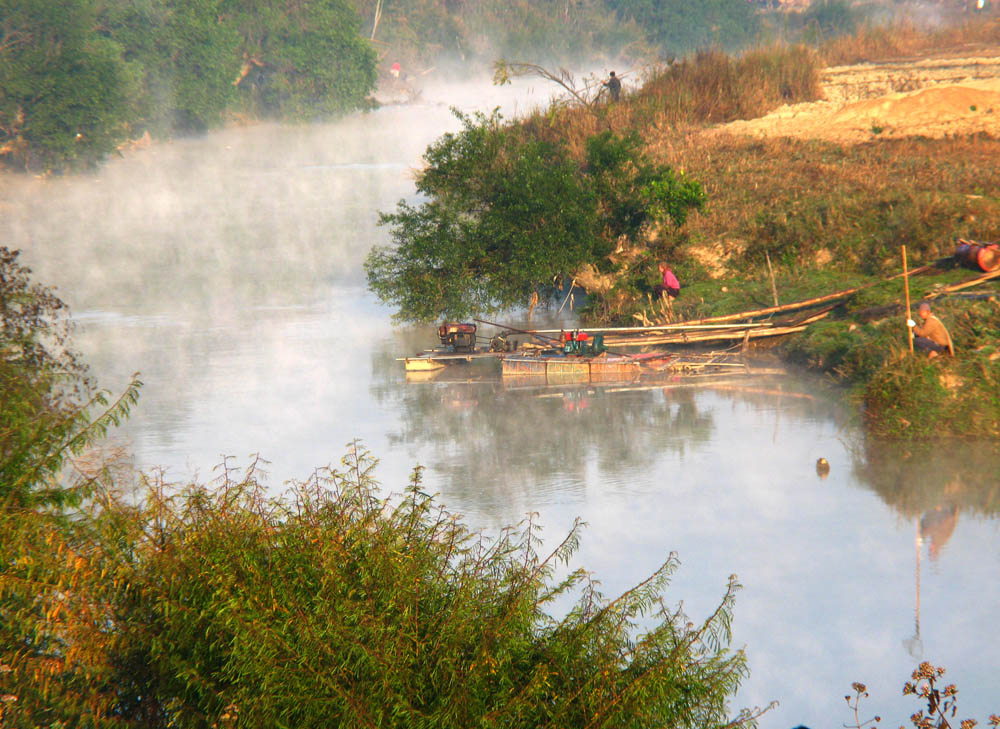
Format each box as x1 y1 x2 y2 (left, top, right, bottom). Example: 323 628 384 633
653 262 680 300
603 71 621 102
907 302 954 357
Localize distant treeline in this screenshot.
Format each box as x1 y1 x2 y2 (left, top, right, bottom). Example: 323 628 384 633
1 0 867 172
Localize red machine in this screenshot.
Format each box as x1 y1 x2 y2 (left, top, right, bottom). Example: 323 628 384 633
438 322 477 352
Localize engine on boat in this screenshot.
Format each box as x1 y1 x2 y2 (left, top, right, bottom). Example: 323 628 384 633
561 330 606 356
438 322 477 352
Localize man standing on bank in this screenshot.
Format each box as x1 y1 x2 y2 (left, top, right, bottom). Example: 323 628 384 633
907 301 954 358
603 71 621 101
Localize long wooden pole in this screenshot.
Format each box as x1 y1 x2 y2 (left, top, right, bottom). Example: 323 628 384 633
765 251 779 307
902 244 914 353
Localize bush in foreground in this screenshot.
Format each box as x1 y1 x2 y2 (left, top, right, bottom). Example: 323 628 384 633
1 445 765 728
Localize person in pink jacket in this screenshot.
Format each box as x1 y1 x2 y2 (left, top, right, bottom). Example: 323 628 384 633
653 262 681 300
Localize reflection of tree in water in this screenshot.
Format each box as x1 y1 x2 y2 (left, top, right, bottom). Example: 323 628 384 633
388 378 712 500
854 442 1000 662
854 439 1000 518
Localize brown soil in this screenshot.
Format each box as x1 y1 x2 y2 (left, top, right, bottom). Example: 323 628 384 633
711 52 1000 143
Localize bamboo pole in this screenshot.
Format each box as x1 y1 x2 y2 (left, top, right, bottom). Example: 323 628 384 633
902 245 914 353
675 265 934 326
604 324 808 347
519 323 775 335
765 251 779 307
926 267 1000 296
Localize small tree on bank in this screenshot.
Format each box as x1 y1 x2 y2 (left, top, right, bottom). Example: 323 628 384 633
365 109 704 322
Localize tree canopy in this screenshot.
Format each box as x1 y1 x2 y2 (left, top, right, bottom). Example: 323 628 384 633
366 110 704 322
0 0 133 171
0 0 379 171
0 247 140 508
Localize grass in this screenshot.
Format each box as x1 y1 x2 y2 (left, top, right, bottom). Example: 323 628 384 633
820 18 1000 66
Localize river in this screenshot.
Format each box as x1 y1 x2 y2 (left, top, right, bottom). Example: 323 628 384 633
3 75 998 727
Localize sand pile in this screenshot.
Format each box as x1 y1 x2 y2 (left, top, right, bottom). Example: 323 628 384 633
713 56 1000 144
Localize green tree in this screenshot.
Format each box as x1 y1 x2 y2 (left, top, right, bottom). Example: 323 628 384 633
1 248 140 728
99 0 242 134
606 0 762 55
0 0 133 171
366 111 704 322
367 110 600 320
226 0 378 119
0 247 141 507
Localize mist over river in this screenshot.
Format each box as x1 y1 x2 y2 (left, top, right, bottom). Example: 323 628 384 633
3 75 999 727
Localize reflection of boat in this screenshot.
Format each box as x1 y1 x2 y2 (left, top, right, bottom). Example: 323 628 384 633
500 350 752 384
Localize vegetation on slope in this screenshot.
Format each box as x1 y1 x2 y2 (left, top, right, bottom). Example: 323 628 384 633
1 0 377 171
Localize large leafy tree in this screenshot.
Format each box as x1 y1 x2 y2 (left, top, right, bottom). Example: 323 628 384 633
366 111 704 322
0 0 133 170
368 110 600 320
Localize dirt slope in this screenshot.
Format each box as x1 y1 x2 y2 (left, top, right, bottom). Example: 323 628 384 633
714 52 1000 143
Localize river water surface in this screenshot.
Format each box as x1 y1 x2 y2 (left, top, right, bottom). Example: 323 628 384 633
3 77 999 727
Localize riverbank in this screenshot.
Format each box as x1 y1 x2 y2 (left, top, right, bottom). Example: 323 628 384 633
592 34 1000 438
646 132 1000 438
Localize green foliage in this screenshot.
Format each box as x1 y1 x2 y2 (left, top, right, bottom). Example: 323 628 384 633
0 0 133 171
227 0 377 119
366 110 704 322
797 0 863 42
606 0 763 55
1 0 378 171
1 248 142 509
99 0 242 134
2 444 762 728
587 130 706 239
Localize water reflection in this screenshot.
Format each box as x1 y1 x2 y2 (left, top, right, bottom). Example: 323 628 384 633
855 440 1000 517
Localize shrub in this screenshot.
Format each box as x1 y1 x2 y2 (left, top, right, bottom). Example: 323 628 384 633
2 446 768 728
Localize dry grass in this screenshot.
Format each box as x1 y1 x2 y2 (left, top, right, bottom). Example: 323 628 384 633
822 18 1000 66
514 44 823 160
653 133 1000 275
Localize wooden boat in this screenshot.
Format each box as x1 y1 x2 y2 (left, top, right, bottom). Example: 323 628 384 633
401 350 503 372
498 350 752 384
501 352 640 383
403 357 448 373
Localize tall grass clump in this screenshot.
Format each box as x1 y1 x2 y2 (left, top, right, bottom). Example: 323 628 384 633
822 18 1000 66
631 45 821 127
2 443 768 728
515 44 821 160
